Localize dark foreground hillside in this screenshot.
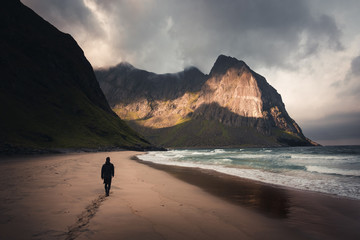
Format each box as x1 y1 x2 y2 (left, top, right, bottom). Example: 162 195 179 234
0 0 154 153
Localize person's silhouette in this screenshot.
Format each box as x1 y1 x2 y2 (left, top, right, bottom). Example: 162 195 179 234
101 157 114 196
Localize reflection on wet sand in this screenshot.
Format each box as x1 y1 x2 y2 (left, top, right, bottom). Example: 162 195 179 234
136 158 290 218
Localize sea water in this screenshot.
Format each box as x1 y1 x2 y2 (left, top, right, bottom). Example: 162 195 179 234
138 146 360 200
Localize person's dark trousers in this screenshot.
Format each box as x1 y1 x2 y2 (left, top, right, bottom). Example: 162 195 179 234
104 177 112 196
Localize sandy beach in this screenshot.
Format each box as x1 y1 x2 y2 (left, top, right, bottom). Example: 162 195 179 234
0 151 359 240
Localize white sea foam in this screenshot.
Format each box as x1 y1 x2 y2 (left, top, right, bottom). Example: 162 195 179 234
262 149 273 153
289 153 357 162
233 154 292 160
306 166 360 177
221 158 232 162
213 149 226 153
138 149 360 200
191 151 217 156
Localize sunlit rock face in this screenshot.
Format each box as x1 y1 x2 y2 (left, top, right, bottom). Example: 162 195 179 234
96 55 316 147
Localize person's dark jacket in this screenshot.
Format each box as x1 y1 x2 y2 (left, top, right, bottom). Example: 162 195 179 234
101 162 114 180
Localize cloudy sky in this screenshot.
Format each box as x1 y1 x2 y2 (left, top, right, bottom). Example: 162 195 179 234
22 0 360 145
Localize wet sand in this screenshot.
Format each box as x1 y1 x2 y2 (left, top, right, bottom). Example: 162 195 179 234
136 157 360 239
0 151 359 239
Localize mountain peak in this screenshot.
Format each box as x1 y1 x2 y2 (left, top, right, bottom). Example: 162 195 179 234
116 62 135 69
95 55 316 147
209 55 248 76
184 66 200 72
183 66 205 76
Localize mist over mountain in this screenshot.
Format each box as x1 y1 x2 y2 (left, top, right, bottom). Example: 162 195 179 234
96 55 317 148
0 0 154 153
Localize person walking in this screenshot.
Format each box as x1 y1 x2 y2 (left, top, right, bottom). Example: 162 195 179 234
101 157 114 196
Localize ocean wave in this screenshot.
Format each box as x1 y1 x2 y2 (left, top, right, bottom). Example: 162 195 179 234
138 153 360 199
191 151 217 156
221 158 232 162
289 154 358 162
306 166 360 177
232 154 291 160
213 149 226 153
138 147 360 199
261 149 273 152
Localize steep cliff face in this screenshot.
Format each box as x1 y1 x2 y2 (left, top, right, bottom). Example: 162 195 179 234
96 55 316 147
196 55 303 136
0 0 153 153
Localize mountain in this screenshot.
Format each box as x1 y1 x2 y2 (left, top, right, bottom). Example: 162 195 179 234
0 0 154 153
96 55 318 148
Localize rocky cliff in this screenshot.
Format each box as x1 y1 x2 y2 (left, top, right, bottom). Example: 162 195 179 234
96 55 316 148
0 0 154 153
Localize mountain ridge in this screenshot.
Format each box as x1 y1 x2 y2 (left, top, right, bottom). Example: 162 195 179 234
0 0 157 153
96 55 317 148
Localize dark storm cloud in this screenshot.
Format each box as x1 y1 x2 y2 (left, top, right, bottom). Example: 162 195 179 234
160 0 343 71
22 0 103 36
333 54 360 96
351 55 360 76
347 54 360 96
302 112 360 144
23 0 343 73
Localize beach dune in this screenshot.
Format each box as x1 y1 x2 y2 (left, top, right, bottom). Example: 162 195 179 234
0 151 359 240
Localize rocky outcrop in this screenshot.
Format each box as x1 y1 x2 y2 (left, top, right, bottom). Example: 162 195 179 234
0 0 154 153
96 55 316 148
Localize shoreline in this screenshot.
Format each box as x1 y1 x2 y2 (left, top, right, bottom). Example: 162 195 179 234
0 151 359 240
132 155 292 218
134 154 359 202
136 146 360 201
133 154 360 238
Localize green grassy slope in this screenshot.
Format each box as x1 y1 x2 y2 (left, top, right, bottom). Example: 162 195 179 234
127 118 311 148
0 89 150 151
